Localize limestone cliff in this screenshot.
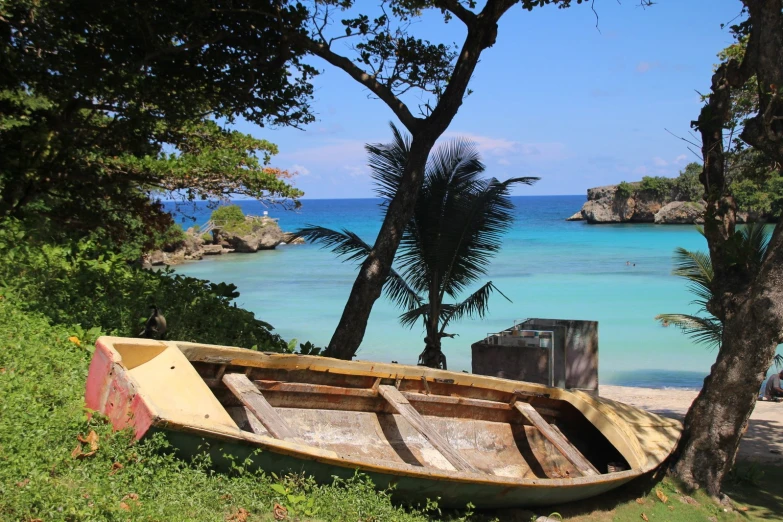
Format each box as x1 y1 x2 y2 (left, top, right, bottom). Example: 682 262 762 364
569 183 706 225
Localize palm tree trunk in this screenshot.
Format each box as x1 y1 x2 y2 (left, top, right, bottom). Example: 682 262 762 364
326 136 436 359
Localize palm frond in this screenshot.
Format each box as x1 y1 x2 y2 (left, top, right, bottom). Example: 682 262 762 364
367 122 410 202
775 354 783 370
734 222 770 269
399 304 429 329
439 281 511 331
292 226 372 264
383 269 424 312
435 176 538 298
671 247 713 306
655 313 722 350
294 226 422 310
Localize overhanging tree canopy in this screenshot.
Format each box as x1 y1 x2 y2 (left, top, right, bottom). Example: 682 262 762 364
0 0 315 245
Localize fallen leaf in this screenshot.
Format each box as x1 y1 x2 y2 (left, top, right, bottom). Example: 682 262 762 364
75 450 96 460
0 368 6 373
119 502 130 511
641 514 648 522
16 479 30 488
656 488 669 503
738 506 749 512
77 430 99 451
68 336 81 346
122 493 139 501
273 503 288 520
71 444 83 459
226 507 249 522
220 494 233 501
635 498 645 505
109 462 123 475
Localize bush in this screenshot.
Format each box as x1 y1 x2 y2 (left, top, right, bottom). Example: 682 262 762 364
211 204 246 227
616 181 634 199
639 176 674 200
674 162 704 202
0 224 289 351
155 222 188 251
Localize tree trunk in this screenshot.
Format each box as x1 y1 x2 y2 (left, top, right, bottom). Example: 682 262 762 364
671 0 783 494
325 135 436 358
671 312 780 495
317 3 512 360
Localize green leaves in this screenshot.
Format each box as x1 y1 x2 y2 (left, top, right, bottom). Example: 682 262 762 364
0 230 291 352
1 0 311 245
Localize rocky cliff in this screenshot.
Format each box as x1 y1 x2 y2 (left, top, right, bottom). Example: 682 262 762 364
568 183 707 225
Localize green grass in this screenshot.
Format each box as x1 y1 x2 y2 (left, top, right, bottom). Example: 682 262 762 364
2 297 781 521
0 300 437 522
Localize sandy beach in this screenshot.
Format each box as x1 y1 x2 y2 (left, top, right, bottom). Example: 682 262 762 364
601 385 783 463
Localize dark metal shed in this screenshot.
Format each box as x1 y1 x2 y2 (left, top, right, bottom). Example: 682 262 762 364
471 318 599 393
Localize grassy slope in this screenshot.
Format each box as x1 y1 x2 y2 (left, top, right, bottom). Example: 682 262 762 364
1 298 781 521
0 300 435 522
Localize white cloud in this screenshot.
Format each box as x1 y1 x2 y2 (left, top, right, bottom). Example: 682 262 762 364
674 154 688 165
443 132 517 156
290 164 311 176
344 165 367 178
279 139 366 164
652 157 668 167
442 131 567 165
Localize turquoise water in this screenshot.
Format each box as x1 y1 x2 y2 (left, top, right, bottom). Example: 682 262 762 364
167 196 780 389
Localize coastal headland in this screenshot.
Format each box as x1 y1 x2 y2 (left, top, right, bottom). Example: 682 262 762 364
568 182 773 225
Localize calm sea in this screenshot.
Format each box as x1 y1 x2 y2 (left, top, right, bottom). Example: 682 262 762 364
166 196 781 389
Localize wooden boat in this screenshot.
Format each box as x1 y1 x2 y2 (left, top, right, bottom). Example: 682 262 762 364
85 336 681 508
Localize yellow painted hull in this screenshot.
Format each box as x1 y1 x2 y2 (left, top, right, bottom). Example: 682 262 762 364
85 337 681 508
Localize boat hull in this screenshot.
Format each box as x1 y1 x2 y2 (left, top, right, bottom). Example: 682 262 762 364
85 337 680 508
158 427 637 508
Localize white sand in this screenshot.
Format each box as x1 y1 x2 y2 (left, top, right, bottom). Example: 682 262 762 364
600 385 783 463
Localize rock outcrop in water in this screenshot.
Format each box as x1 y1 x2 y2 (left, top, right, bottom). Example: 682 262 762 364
569 183 706 225
144 218 301 267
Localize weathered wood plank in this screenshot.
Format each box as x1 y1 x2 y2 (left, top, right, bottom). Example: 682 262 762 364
222 373 296 440
378 385 480 473
513 401 598 476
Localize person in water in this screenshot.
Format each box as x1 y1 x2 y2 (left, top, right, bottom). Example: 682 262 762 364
763 369 783 400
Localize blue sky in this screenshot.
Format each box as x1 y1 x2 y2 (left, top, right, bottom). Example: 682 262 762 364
232 0 744 199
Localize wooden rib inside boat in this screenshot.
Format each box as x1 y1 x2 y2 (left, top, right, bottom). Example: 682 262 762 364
85 337 682 508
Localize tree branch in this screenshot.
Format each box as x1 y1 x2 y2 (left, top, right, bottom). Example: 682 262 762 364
293 36 421 132
432 0 478 27
426 0 517 134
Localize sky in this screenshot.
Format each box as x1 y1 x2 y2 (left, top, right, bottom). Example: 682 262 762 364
231 0 745 199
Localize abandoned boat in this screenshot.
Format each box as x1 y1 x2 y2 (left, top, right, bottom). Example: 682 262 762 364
85 337 681 508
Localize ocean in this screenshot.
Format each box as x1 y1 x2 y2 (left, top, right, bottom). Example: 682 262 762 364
166 195 781 389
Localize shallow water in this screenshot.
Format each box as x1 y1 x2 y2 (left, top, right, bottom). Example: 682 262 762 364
168 196 780 389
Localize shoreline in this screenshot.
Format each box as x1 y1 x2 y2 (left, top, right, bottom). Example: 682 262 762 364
601 385 783 463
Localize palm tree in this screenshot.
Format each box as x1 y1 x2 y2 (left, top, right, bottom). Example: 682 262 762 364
657 223 783 367
296 124 538 368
